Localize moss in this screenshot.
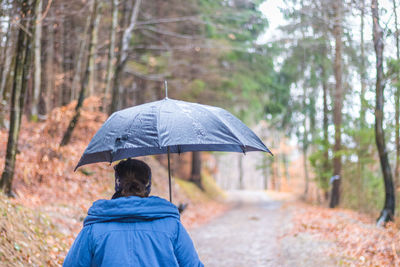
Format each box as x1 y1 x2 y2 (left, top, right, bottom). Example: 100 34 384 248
175 173 226 202
175 178 209 202
201 172 226 200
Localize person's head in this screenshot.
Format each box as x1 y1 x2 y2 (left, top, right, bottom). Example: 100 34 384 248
113 158 152 198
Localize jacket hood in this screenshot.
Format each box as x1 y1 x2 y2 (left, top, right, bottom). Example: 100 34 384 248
84 196 180 226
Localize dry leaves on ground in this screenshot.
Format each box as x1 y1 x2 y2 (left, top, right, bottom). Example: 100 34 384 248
290 203 400 266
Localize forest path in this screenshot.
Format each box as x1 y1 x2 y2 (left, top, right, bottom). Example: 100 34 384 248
189 190 339 267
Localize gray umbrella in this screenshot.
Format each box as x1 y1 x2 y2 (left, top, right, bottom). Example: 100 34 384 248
76 95 271 202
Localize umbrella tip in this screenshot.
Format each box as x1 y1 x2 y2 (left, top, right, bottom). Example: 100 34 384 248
164 80 168 99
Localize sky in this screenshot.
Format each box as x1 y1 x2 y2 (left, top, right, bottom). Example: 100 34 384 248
258 0 285 44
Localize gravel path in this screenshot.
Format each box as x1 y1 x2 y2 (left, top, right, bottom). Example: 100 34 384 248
189 191 338 267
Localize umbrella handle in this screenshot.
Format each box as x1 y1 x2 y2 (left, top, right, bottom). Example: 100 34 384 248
167 146 172 202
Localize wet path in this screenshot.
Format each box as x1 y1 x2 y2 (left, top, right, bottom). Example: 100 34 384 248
189 191 338 267
189 191 284 266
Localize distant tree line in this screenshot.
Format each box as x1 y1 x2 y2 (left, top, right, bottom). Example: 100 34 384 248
280 0 398 224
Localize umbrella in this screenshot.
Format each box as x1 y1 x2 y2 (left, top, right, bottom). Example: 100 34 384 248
76 89 272 202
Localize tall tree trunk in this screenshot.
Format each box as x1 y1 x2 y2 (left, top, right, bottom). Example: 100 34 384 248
190 151 203 190
31 0 42 121
321 56 330 200
393 0 400 190
0 21 13 101
88 2 102 97
303 85 309 197
60 0 99 146
46 9 55 111
372 0 396 225
109 0 142 115
60 4 69 106
70 12 91 102
358 0 367 207
263 154 269 190
238 155 244 190
0 0 36 196
103 0 119 110
330 0 343 208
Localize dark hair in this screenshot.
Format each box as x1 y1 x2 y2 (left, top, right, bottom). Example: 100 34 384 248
113 159 151 198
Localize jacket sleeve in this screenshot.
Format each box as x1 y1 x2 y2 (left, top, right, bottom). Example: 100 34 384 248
63 226 94 267
173 222 204 267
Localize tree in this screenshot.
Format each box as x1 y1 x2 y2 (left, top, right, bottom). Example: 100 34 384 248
60 0 100 146
330 0 343 208
109 0 142 114
372 0 396 224
0 0 37 195
31 0 43 121
103 0 119 110
392 0 400 189
190 151 203 189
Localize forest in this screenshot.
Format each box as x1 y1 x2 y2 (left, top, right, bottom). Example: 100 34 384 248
0 0 400 265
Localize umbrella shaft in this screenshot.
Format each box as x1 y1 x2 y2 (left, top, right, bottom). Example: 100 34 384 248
167 147 172 202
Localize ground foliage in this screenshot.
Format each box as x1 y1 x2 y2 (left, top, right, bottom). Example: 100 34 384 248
290 202 400 266
0 96 227 266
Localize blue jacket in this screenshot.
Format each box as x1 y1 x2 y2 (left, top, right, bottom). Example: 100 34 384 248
63 196 203 267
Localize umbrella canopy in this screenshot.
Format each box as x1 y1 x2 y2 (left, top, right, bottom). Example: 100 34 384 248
76 98 271 170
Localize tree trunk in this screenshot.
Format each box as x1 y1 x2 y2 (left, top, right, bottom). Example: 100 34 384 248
60 0 99 146
238 155 244 190
0 0 36 196
303 84 309 197
88 2 102 97
358 0 367 207
110 0 142 115
330 0 343 208
190 151 203 190
103 0 119 110
46 9 55 111
0 21 13 101
263 155 269 190
393 0 400 190
372 0 396 225
31 0 42 121
321 55 330 198
70 12 91 102
60 4 69 106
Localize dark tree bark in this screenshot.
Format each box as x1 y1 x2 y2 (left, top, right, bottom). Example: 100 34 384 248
372 0 396 225
190 151 203 190
330 0 343 208
60 0 99 146
0 0 37 196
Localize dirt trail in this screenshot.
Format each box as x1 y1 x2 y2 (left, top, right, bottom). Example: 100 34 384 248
189 191 339 267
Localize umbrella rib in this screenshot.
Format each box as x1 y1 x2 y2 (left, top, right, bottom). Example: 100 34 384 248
156 100 165 149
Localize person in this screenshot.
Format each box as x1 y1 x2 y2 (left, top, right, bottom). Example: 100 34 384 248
63 158 203 267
